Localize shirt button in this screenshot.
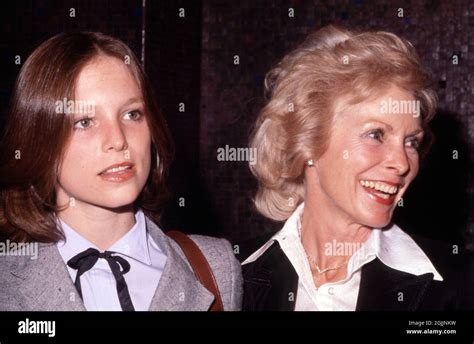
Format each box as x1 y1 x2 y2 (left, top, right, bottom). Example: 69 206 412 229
328 287 334 295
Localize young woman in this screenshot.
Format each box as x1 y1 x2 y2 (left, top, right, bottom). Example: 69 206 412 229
0 32 242 311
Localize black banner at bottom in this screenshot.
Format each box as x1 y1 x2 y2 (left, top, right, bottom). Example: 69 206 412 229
0 311 472 342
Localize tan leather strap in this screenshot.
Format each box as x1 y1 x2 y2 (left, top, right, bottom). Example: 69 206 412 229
167 231 224 311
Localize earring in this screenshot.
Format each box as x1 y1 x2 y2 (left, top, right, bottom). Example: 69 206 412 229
306 159 314 167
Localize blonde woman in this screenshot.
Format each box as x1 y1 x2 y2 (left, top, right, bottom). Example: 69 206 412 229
242 26 469 311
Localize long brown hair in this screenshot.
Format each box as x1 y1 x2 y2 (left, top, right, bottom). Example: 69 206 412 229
0 32 174 243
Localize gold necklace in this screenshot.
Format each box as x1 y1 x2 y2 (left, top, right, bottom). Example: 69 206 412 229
305 253 348 274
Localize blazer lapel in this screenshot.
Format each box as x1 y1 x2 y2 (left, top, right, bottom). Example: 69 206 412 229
356 257 434 311
145 218 215 311
11 243 85 311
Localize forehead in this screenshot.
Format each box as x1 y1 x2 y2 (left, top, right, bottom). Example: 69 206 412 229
74 55 141 99
335 85 422 128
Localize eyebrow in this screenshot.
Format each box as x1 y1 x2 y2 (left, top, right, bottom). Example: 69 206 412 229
121 97 145 107
363 119 424 136
407 128 424 137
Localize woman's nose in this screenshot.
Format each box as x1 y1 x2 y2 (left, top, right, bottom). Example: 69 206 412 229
102 121 128 152
385 144 410 176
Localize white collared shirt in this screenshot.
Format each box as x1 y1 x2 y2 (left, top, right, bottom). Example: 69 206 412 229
243 203 443 311
56 210 167 311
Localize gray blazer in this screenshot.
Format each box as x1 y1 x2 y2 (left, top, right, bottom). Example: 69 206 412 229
0 217 242 311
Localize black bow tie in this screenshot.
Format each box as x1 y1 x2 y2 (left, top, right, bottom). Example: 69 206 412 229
67 248 135 311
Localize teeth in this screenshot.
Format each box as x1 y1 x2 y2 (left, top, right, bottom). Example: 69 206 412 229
103 165 131 174
359 180 398 194
375 192 390 199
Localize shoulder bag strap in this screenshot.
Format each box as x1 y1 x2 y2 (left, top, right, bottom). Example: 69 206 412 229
167 230 224 311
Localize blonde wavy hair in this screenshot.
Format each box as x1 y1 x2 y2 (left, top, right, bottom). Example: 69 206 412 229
249 25 437 221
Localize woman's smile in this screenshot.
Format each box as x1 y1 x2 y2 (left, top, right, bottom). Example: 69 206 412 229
359 179 402 206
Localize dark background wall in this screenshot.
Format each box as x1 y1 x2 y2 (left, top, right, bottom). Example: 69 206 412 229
1 0 473 250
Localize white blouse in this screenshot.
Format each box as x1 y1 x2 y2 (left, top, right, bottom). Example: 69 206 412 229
56 210 167 311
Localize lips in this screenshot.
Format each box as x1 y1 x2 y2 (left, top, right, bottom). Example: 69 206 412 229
99 162 134 175
359 179 403 206
98 162 135 183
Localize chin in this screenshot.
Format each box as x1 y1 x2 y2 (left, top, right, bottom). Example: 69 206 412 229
363 216 392 229
354 209 391 229
95 192 141 210
360 201 398 226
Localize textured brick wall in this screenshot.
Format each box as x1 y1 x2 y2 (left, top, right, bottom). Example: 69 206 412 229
200 0 474 248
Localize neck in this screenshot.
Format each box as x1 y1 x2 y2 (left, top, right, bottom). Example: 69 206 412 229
300 184 371 281
57 201 136 251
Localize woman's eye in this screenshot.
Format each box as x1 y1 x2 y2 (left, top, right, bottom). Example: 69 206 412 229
367 129 384 142
73 117 93 131
406 138 421 150
123 110 142 121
